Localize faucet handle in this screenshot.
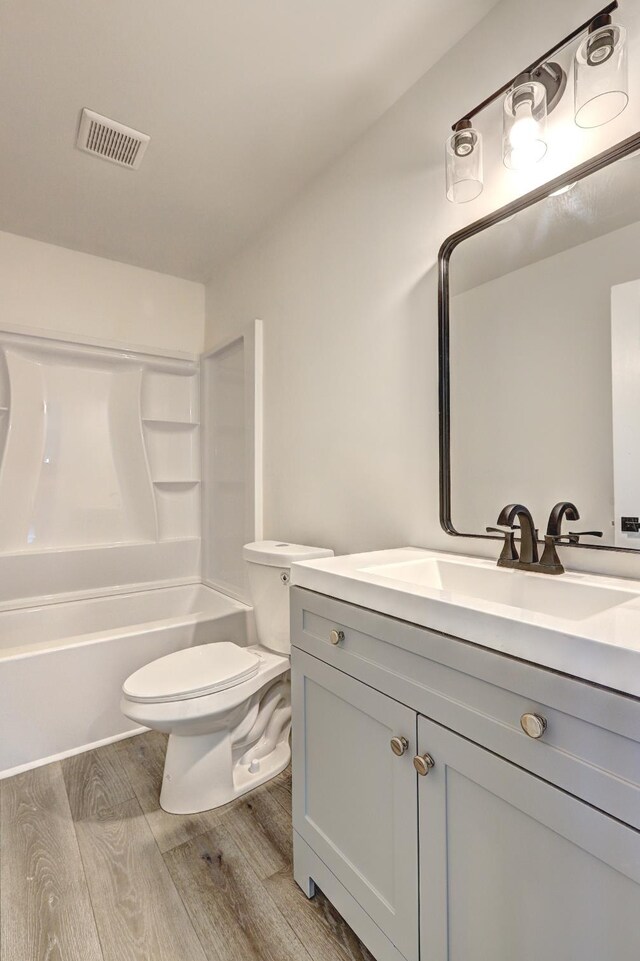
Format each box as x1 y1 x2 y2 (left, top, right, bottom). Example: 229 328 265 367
539 528 604 575
486 526 519 565
547 530 603 542
558 530 603 545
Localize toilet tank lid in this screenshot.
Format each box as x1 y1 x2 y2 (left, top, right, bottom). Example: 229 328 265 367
243 540 334 567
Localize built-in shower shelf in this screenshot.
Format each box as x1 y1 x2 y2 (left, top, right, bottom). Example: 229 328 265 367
152 479 200 489
0 407 9 413
142 418 199 429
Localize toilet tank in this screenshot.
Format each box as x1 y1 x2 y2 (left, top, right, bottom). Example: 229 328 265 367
243 541 334 654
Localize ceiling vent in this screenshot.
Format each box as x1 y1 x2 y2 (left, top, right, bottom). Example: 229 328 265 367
76 109 150 170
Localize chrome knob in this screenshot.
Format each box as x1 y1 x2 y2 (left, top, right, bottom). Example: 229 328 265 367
390 736 408 757
329 629 345 646
413 753 435 776
520 713 547 739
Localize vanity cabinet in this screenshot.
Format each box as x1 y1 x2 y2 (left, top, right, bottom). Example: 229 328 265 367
291 587 640 961
292 649 419 961
418 715 640 961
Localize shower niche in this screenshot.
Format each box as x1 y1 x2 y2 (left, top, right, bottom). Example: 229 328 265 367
142 370 201 541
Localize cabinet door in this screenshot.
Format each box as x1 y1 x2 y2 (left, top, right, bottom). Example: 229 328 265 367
292 649 419 961
417 715 640 961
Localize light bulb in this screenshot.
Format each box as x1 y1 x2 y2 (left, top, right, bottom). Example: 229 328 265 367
503 80 547 170
509 101 538 150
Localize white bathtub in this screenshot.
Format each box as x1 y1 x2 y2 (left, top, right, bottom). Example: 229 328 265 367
0 584 253 778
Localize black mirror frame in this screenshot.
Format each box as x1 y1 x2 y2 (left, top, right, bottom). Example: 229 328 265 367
438 129 640 554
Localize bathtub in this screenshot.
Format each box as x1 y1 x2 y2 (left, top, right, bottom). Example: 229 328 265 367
0 584 253 777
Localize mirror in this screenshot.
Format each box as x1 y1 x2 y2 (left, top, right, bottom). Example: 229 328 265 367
439 132 640 553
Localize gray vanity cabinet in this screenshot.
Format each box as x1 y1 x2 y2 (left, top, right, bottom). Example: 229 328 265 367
291 649 419 961
418 715 640 961
291 586 640 961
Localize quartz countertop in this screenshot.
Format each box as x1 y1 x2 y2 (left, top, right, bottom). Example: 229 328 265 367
291 547 640 698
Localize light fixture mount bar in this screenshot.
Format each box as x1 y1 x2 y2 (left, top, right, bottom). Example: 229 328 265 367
529 62 567 112
451 0 618 130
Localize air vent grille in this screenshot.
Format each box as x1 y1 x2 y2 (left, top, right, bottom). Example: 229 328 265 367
76 109 150 169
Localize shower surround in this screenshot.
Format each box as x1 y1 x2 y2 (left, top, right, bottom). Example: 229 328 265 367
0 327 201 587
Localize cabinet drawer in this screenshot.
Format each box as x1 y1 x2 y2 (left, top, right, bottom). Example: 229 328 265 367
291 588 640 829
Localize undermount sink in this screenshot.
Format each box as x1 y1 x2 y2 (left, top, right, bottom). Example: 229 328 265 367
361 557 636 621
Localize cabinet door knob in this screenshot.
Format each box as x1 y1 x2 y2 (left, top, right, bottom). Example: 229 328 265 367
413 753 435 776
520 713 547 739
329 629 345 646
390 736 409 757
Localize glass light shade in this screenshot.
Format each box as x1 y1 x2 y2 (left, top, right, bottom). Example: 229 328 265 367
575 24 628 128
503 80 548 170
445 124 483 203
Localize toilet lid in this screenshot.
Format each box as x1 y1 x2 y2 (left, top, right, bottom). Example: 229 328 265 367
123 642 261 703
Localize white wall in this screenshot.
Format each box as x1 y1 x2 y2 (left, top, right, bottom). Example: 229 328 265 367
205 0 640 578
0 231 204 355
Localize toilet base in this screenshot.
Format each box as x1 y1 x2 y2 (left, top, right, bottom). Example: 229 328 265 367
159 729 291 814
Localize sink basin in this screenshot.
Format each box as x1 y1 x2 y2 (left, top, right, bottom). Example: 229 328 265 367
361 557 636 621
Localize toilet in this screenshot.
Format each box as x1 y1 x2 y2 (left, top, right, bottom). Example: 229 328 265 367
120 540 333 814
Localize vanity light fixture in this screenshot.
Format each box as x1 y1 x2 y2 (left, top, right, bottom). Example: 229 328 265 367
575 14 628 127
445 1 628 202
445 120 483 203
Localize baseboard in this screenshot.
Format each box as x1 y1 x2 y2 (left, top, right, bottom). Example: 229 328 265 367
0 725 149 780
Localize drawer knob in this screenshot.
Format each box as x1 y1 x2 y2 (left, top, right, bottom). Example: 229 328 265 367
413 753 435 776
520 713 547 739
329 629 345 646
390 736 409 757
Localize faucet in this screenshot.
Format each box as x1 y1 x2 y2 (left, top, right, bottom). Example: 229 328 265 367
494 503 539 568
489 501 603 575
538 502 603 575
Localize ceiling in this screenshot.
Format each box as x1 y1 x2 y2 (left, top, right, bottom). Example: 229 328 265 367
0 0 498 282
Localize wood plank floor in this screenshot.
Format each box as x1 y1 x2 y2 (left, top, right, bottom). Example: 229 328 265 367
0 732 374 961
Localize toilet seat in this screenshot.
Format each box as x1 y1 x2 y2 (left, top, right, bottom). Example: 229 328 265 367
123 642 261 704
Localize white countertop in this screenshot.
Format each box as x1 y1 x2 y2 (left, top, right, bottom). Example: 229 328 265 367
290 547 640 698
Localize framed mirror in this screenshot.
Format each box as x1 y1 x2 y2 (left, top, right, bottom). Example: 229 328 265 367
439 131 640 554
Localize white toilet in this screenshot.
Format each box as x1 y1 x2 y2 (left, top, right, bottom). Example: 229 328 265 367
120 540 333 814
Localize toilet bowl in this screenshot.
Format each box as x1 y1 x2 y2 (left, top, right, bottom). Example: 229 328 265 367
121 540 333 814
